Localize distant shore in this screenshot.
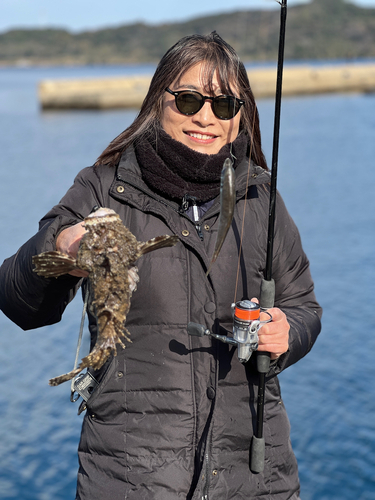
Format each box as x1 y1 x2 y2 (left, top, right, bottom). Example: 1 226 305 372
1 57 374 70
38 62 375 110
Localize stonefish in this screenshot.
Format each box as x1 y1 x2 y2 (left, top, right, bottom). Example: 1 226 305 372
33 207 179 386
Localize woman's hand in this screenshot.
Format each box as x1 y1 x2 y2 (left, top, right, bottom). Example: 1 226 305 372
56 222 88 277
252 297 290 360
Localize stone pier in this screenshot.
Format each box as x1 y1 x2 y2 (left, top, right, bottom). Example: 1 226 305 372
38 64 375 109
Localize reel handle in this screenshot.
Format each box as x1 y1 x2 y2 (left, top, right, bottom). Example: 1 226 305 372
187 322 210 337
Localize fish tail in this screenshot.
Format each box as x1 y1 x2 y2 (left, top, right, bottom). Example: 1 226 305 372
49 366 83 386
33 251 78 278
48 345 111 386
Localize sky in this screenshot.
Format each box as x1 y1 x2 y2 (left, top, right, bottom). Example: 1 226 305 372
1 0 375 33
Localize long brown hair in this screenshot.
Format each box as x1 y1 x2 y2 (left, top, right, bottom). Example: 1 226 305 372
96 32 267 170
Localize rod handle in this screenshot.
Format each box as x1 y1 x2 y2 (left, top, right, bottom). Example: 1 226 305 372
258 277 274 373
260 278 275 310
257 351 270 374
250 436 265 473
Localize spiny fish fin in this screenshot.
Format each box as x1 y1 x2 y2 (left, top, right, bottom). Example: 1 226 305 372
138 235 179 256
32 251 78 278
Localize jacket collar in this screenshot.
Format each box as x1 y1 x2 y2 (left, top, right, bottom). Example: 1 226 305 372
111 146 182 217
234 156 271 198
111 146 270 216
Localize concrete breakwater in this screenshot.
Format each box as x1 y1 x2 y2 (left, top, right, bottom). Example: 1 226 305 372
39 63 375 109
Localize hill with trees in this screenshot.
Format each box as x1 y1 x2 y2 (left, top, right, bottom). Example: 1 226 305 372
1 0 375 65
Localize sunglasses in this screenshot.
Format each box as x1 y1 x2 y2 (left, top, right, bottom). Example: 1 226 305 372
165 87 244 120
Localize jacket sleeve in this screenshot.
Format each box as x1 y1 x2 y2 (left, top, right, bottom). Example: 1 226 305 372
268 191 322 375
0 166 106 331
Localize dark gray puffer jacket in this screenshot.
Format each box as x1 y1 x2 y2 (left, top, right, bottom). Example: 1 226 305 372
0 147 322 500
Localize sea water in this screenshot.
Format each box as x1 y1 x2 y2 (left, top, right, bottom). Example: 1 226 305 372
0 64 374 499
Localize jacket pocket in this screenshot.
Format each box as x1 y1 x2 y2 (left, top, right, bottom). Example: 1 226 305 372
80 355 126 424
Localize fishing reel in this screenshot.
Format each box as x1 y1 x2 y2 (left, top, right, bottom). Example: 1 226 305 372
187 300 272 363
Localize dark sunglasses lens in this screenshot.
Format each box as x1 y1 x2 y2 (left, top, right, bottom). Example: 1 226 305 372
213 96 241 120
176 92 203 115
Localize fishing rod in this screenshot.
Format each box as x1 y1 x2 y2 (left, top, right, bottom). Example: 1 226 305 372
187 0 288 475
250 0 288 474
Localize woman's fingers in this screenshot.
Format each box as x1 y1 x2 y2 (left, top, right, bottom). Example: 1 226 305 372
251 297 289 360
56 222 88 277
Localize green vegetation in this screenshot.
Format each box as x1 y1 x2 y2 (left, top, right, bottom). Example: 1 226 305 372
1 0 375 65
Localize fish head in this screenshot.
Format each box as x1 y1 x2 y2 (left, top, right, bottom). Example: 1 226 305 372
84 208 120 229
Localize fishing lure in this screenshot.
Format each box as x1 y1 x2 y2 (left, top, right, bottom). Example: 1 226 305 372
33 207 179 386
206 158 236 275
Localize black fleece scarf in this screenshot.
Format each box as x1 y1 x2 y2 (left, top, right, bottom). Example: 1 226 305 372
134 128 248 202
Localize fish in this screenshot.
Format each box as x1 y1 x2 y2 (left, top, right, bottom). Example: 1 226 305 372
32 207 179 386
206 158 236 275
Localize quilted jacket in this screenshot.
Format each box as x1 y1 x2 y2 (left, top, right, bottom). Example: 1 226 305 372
0 147 322 499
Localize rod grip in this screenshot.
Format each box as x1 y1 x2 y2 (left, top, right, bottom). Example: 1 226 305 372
258 278 274 373
260 278 275 310
257 351 270 374
250 436 265 473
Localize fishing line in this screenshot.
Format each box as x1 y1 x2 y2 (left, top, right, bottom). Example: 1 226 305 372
70 282 89 398
233 106 257 304
233 1 273 304
229 48 242 163
233 0 285 304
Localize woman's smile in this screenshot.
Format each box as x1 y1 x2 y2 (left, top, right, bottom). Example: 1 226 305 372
184 130 217 143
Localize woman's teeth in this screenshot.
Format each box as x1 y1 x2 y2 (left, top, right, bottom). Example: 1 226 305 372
188 132 215 140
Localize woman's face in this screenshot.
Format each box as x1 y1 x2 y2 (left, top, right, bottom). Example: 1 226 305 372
161 63 241 155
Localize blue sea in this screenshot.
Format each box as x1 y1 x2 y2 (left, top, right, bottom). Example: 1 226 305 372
0 63 374 499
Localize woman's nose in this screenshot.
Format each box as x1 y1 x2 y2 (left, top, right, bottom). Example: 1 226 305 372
192 100 216 126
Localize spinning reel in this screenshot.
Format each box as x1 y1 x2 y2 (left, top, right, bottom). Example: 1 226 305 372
188 300 272 363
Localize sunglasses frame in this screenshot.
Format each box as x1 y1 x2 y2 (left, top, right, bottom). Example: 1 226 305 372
165 87 245 120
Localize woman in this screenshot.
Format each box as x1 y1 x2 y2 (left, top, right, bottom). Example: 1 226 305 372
0 32 322 499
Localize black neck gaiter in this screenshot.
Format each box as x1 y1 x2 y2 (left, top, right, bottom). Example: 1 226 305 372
134 128 248 202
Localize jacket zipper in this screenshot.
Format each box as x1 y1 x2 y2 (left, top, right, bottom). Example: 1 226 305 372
202 450 210 499
180 194 204 241
191 200 204 241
